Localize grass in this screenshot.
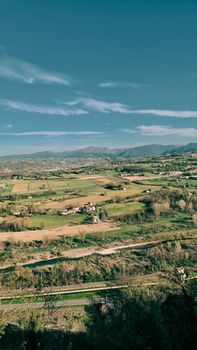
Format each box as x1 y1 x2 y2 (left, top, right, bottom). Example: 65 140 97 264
0 289 118 305
29 214 85 229
84 212 193 242
103 201 144 217
4 184 14 193
84 224 137 241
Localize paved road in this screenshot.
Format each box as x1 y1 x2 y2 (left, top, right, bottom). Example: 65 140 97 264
0 298 95 311
0 283 159 311
1 277 196 311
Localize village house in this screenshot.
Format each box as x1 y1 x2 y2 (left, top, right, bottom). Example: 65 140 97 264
60 206 80 216
60 203 97 216
12 210 21 216
84 202 96 213
92 215 100 223
142 189 152 194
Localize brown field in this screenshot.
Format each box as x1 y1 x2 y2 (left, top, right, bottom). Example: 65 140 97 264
12 181 29 193
39 194 112 209
11 179 68 193
0 221 118 242
40 188 143 209
39 185 155 210
28 180 48 191
79 175 117 184
122 176 157 181
47 180 68 188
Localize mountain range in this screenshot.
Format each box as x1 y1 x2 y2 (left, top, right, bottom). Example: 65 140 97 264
1 143 197 160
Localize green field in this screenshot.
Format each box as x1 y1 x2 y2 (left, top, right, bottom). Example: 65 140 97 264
29 214 85 228
103 201 144 217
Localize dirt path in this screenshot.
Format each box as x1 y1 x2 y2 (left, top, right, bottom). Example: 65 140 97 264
0 222 118 242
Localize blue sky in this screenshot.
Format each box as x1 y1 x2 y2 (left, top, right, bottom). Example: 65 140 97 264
0 0 197 155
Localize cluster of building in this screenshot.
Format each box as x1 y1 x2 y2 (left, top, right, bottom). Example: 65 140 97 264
60 202 101 223
60 202 96 216
11 208 31 217
9 202 101 224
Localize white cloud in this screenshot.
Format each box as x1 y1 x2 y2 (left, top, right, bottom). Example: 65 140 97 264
135 125 197 137
98 81 151 89
3 92 197 120
0 99 88 116
0 130 104 137
130 109 197 118
66 98 197 118
66 98 132 113
0 53 72 85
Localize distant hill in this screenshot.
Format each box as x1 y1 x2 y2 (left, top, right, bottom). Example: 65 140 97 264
115 144 177 158
1 143 197 160
165 143 197 155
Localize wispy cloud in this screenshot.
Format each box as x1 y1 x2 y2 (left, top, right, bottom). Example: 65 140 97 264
0 130 104 137
135 125 197 137
0 99 88 116
0 53 72 85
98 81 151 89
66 97 132 113
130 109 197 118
66 98 197 118
2 93 197 120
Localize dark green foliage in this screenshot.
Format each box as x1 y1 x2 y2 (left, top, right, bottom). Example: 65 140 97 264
0 282 196 350
85 284 197 350
0 324 88 350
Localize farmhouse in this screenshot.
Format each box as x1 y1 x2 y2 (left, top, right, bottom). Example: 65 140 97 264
84 202 96 213
61 206 80 216
92 215 100 223
12 210 21 216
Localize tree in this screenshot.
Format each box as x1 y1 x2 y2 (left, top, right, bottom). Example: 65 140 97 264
85 282 197 350
192 213 197 225
1 267 35 289
188 202 194 213
99 209 108 221
177 199 186 211
85 288 168 350
152 201 170 218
